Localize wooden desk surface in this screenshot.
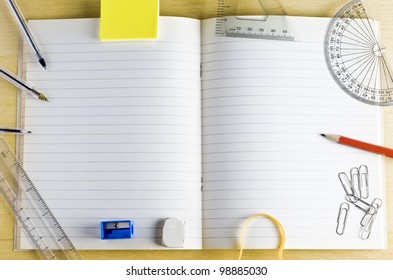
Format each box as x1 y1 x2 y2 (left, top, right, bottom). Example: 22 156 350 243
1 0 392 260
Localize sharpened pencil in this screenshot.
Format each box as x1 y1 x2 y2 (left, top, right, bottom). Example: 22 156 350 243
321 134 393 158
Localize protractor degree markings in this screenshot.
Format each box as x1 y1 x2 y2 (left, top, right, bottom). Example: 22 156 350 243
340 48 374 60
374 58 380 90
381 57 393 89
359 15 379 44
341 24 375 47
351 52 375 74
367 55 378 89
358 55 378 84
375 60 386 90
343 14 374 43
340 50 374 66
381 55 393 84
341 40 373 49
341 47 372 53
350 4 377 41
350 52 375 81
343 18 376 46
340 34 374 50
361 6 382 46
378 59 384 90
350 15 378 45
343 51 374 72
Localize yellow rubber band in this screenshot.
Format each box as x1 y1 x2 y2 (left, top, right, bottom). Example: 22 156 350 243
238 213 286 260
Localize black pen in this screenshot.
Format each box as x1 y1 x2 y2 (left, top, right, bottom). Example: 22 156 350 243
0 127 32 134
5 0 46 69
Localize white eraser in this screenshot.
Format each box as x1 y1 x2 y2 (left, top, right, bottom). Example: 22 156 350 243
162 218 185 248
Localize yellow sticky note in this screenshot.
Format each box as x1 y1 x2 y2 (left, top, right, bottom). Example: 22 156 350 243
100 0 159 40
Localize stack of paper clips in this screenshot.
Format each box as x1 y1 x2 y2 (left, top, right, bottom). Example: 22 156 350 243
336 165 383 240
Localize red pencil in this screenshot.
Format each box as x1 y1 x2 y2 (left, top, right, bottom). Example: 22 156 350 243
321 134 393 158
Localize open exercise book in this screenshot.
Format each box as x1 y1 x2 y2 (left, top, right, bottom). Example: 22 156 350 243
18 16 387 250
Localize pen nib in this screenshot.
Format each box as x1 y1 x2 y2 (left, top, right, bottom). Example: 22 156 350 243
31 88 49 102
39 58 47 69
39 93 49 102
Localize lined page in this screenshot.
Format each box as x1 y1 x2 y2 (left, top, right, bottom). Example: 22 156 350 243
20 18 202 249
201 17 387 249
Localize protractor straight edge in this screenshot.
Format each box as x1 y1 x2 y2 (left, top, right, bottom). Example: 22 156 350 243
325 0 393 105
0 137 82 260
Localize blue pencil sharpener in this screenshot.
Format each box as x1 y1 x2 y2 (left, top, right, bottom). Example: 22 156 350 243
101 220 134 239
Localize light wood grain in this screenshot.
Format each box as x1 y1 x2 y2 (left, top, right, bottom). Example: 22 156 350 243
0 0 392 260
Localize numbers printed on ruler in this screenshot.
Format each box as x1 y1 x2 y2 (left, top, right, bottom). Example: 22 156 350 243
216 0 299 41
217 16 296 41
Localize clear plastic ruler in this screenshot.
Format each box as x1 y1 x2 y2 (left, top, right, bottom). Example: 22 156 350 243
325 0 393 105
215 0 299 41
0 137 82 260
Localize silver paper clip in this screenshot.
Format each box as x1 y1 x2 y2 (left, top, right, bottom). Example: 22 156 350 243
337 165 382 240
347 195 372 212
338 172 359 203
360 198 382 228
336 202 350 235
359 165 369 199
350 167 361 198
356 198 382 240
360 212 377 240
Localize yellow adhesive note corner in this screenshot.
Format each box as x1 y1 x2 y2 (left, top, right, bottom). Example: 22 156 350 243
100 0 159 40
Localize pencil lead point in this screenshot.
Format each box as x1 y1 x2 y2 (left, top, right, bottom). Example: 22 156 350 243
320 134 326 137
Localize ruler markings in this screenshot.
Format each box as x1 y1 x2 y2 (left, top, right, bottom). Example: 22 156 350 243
0 137 82 260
